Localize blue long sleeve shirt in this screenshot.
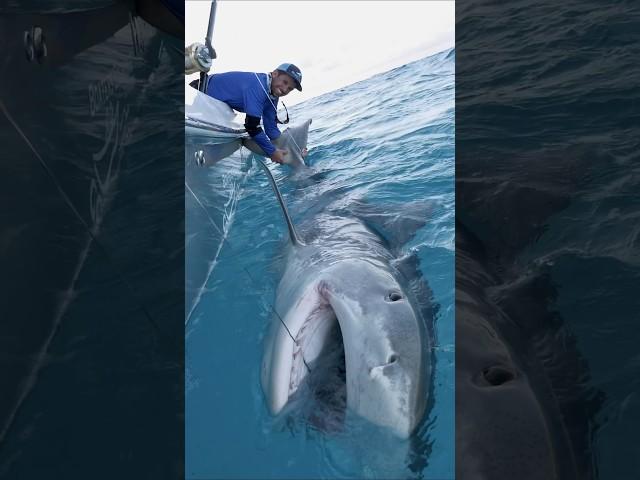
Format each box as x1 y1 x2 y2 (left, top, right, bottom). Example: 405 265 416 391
205 71 280 156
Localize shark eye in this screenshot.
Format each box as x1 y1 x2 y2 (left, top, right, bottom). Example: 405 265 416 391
386 291 403 302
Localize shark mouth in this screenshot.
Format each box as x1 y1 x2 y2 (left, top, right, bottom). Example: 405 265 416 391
286 284 347 430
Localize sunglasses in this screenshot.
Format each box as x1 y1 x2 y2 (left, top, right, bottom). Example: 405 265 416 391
276 102 289 125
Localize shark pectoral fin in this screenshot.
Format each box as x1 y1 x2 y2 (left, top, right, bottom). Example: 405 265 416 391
347 199 435 250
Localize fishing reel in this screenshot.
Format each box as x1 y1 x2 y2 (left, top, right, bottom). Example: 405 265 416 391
185 42 216 75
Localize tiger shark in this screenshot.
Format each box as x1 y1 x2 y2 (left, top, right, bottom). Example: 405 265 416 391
260 195 435 439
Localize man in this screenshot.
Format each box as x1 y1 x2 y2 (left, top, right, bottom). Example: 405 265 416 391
201 63 305 164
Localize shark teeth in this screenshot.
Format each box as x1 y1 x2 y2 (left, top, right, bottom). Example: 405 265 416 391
288 286 335 396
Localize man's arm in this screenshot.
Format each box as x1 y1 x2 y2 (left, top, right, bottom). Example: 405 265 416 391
243 78 278 157
244 115 276 157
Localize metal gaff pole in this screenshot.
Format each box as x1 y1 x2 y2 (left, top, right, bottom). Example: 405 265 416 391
199 0 218 92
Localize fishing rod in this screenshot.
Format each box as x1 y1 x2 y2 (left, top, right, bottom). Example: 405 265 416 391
200 0 217 92
185 0 217 91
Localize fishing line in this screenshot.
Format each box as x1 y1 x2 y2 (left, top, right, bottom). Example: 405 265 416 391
187 147 311 373
185 180 223 237
240 263 312 374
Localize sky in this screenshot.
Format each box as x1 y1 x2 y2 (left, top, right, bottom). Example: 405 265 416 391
186 1 454 106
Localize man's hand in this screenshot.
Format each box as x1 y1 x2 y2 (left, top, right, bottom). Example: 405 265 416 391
270 149 288 164
301 147 308 158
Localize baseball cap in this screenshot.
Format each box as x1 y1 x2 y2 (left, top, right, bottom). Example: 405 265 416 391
276 63 302 91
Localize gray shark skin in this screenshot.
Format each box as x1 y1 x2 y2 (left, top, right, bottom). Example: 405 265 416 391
260 199 435 439
243 119 312 169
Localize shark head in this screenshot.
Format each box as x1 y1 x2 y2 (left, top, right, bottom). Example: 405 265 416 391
261 201 433 439
262 254 428 439
323 260 429 438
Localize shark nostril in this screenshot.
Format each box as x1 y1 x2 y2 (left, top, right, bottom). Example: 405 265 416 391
369 355 399 375
482 365 516 386
386 291 403 302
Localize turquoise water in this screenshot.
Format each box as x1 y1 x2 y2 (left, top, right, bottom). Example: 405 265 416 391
186 47 454 479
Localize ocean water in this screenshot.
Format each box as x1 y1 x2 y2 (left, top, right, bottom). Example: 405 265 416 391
456 1 640 477
185 48 454 479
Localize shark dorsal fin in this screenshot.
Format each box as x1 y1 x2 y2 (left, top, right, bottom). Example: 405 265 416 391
338 198 434 251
